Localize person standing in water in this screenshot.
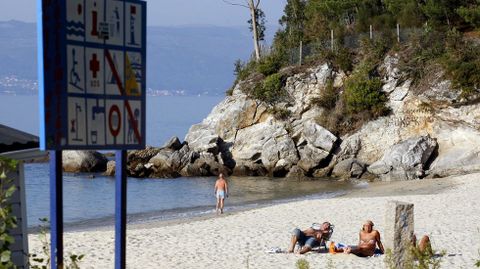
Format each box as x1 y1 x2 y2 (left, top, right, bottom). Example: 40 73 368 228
214 173 229 214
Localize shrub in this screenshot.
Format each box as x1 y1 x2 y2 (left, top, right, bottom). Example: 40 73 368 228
268 106 291 120
385 245 445 269
312 79 338 110
29 218 85 269
0 157 18 269
253 73 286 104
442 29 480 97
295 258 310 269
317 46 354 72
344 72 387 116
233 58 258 83
257 53 284 76
358 34 393 66
399 30 446 84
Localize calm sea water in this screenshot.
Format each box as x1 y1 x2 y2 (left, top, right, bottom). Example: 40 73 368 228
1 95 360 229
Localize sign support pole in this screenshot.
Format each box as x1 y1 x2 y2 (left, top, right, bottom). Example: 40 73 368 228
49 150 63 269
115 150 127 269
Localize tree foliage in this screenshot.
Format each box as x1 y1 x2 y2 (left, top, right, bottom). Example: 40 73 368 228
0 157 18 269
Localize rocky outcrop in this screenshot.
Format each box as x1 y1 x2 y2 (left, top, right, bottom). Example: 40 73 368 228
62 150 108 173
99 54 480 180
367 136 437 181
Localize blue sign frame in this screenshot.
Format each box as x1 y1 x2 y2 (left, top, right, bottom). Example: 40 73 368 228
38 0 146 151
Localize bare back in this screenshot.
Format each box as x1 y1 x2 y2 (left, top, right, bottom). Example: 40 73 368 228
215 179 227 191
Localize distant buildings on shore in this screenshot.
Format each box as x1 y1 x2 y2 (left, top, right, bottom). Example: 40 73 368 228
0 76 218 96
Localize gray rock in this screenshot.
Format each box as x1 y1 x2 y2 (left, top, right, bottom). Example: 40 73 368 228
285 165 307 178
184 124 220 153
180 152 227 177
231 118 298 175
301 120 337 152
297 144 329 172
332 158 365 179
162 136 183 151
384 201 415 269
368 136 437 181
232 162 268 177
428 123 480 177
103 160 116 176
62 150 108 173
148 145 197 178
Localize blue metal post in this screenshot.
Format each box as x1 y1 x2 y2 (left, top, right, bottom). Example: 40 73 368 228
115 150 127 269
49 150 63 269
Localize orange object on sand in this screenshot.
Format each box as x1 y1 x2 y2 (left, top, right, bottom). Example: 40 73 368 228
329 242 336 254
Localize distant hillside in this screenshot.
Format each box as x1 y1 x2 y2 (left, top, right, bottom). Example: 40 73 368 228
0 20 275 95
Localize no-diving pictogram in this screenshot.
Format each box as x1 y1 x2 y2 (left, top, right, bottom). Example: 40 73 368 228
105 49 142 143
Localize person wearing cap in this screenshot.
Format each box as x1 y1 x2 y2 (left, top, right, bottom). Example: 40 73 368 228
331 220 385 257
287 222 333 254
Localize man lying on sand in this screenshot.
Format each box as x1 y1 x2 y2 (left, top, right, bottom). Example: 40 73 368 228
288 222 333 254
331 220 385 257
412 233 433 256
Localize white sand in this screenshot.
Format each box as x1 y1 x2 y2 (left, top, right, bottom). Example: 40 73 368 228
29 173 480 269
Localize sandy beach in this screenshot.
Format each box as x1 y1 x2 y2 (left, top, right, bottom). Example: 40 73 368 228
28 173 480 268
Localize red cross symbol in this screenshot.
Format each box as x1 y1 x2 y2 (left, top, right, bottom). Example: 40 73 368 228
89 53 100 78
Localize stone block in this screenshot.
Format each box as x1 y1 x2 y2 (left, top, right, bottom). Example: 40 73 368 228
384 201 414 268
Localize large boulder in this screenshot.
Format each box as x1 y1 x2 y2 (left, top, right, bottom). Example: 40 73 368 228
231 118 298 176
428 122 480 177
180 152 228 177
285 63 332 114
127 146 162 177
332 158 366 179
62 150 108 173
185 89 269 152
368 136 437 181
292 119 337 172
148 144 198 178
103 160 116 176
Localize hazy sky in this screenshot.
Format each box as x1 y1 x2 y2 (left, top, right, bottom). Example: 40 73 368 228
1 0 287 26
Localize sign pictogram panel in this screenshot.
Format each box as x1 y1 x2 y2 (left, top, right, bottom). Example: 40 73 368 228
39 0 146 150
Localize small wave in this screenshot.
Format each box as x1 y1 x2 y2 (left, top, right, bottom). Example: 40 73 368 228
66 21 85 29
66 29 85 37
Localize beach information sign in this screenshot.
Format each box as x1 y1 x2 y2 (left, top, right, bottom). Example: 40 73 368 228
39 0 146 150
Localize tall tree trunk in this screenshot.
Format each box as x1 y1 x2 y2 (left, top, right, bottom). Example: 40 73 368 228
248 0 261 61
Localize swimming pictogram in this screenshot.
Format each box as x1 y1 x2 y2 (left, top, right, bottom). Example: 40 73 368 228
66 2 85 39
69 48 83 91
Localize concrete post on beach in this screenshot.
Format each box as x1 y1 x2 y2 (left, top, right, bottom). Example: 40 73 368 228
384 201 414 268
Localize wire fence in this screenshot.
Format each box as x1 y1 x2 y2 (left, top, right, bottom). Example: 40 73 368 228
266 26 426 66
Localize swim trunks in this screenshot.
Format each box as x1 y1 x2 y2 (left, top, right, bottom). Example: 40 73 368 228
217 190 225 199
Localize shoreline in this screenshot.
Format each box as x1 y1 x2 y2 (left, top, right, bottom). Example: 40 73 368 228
28 173 479 268
28 175 458 234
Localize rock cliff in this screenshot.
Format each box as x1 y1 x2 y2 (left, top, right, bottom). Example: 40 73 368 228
102 54 480 181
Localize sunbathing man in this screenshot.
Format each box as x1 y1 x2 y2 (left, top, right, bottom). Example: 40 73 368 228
332 220 385 257
412 233 433 255
288 222 333 254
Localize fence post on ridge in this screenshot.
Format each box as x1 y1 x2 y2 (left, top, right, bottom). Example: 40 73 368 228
299 41 303 66
397 23 400 43
331 29 334 51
